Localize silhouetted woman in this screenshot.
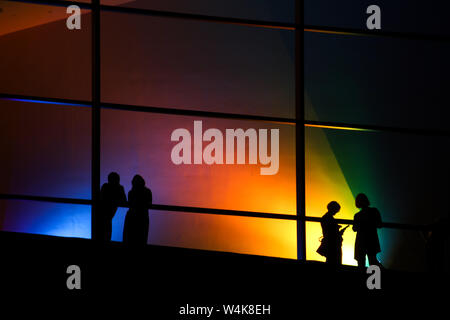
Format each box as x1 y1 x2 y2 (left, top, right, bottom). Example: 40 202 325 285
123 175 152 246
319 201 348 266
353 193 382 268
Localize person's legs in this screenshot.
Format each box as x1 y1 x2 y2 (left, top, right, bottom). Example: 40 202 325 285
326 254 338 265
123 211 132 244
368 254 379 266
106 220 113 242
356 254 366 270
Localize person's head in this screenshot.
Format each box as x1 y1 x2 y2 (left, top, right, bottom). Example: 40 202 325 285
132 174 145 189
355 193 370 209
327 201 341 215
108 172 120 185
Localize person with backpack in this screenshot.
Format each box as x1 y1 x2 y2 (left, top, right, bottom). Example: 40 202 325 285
318 201 348 266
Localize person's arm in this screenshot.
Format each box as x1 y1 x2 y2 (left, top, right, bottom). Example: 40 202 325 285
339 225 349 235
374 208 382 228
147 189 153 209
321 221 329 239
99 184 106 202
127 191 132 208
119 186 127 207
322 218 336 240
352 215 359 232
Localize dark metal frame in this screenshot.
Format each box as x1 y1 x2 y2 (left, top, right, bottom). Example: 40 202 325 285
0 0 439 262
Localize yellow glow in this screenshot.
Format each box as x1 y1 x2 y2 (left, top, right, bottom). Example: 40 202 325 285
304 28 363 37
306 222 356 266
305 93 358 266
147 211 297 259
305 124 374 132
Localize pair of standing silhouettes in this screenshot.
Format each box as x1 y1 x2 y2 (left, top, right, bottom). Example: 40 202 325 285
319 193 382 269
95 172 152 246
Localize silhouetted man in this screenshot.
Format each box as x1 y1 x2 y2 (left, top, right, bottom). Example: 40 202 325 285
353 193 382 269
319 201 348 266
423 212 450 272
96 172 127 242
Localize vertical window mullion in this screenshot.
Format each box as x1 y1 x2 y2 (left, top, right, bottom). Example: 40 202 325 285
295 0 306 261
91 0 101 240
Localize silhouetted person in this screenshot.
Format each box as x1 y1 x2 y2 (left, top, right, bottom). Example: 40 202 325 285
123 175 152 246
353 193 382 269
423 212 450 272
319 201 348 266
96 172 127 242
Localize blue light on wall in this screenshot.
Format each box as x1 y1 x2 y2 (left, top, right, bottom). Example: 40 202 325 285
0 200 91 239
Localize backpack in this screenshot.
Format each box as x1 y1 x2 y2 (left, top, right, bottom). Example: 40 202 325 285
316 236 328 257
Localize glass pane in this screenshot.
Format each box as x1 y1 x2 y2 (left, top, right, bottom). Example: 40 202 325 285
305 1 450 36
306 221 428 272
101 109 296 214
0 1 91 100
0 100 91 199
305 32 450 131
101 12 294 118
378 227 427 272
0 199 91 239
111 208 296 259
101 0 295 24
305 126 450 225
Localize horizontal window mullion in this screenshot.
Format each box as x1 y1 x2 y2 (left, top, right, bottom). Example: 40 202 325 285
3 93 450 136
3 0 296 31
0 193 426 230
305 25 450 42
